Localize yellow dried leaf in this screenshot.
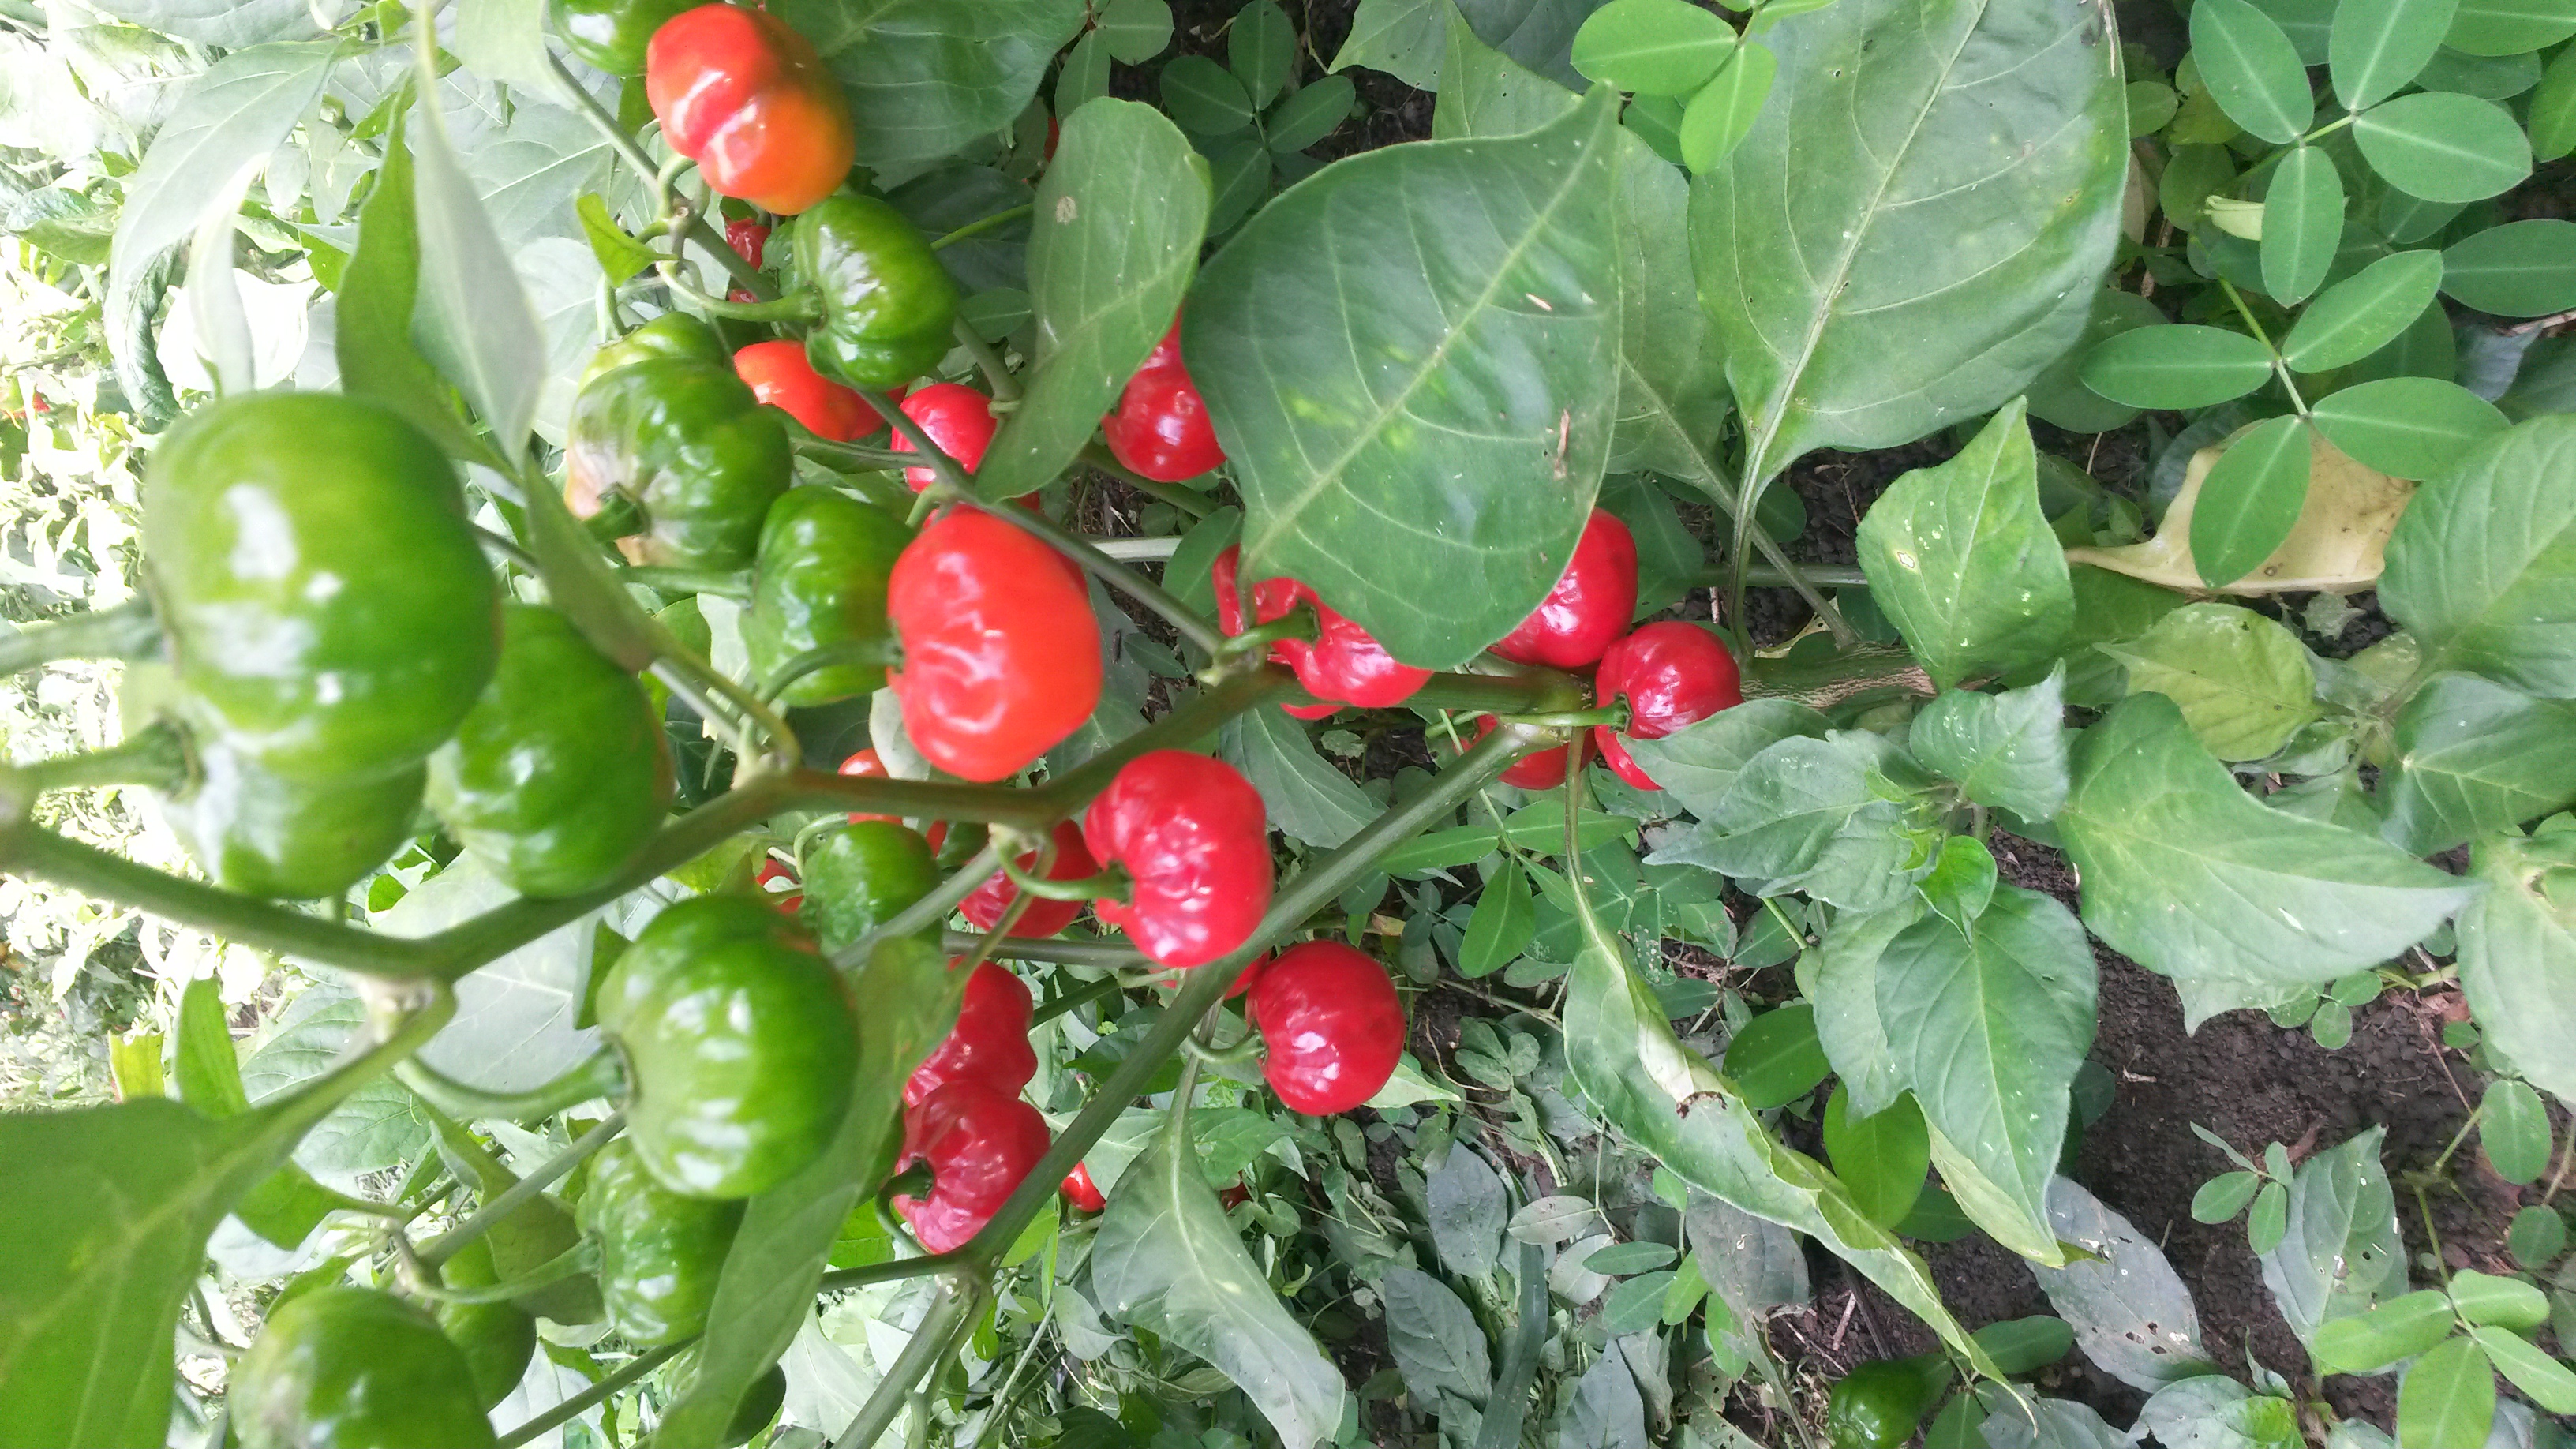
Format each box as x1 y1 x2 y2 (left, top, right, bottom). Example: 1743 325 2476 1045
2065 426 2413 594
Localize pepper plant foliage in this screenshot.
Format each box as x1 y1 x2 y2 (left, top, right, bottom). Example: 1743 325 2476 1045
4 0 2576 1443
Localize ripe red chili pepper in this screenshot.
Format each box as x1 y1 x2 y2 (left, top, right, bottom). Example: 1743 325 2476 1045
1249 941 1405 1116
837 748 900 824
904 960 1035 1107
646 6 855 216
1211 545 1427 716
724 218 770 303
1082 750 1272 969
891 383 1000 493
734 340 872 442
1102 320 1225 483
1467 714 1578 791
886 508 1103 782
754 858 802 914
1592 622 1743 792
953 819 1096 938
892 1080 1051 1253
1491 507 1638 670
1060 1162 1106 1214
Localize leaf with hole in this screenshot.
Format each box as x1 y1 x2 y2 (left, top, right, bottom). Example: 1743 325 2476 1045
2260 1126 2405 1348
2030 1177 2214 1390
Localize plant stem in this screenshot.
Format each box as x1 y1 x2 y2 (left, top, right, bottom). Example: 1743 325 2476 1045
656 257 820 321
795 436 916 472
394 1050 624 1124
953 317 1020 403
949 932 1146 972
618 566 753 599
1077 444 1216 520
19 720 188 792
1024 970 1133 1023
548 53 774 301
494 1343 683 1449
932 204 1032 251
0 599 161 675
2219 277 2311 415
419 1110 625 1268
831 1279 983 1449
1091 536 1183 562
1718 564 1871 590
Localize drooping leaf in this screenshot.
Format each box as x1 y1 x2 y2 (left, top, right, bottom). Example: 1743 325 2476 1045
2458 831 2576 1106
2378 416 2576 696
1908 668 2072 822
2382 673 2576 854
2100 601 2320 762
406 72 545 462
2030 1177 2215 1391
774 0 1088 167
2256 1125 2404 1348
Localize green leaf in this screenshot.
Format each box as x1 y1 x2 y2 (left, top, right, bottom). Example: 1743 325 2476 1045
1853 400 2074 689
2352 92 2533 203
2080 325 2276 409
2193 0 2316 142
1461 859 1539 979
1807 905 1921 1120
2331 0 2462 107
1231 0 1297 107
1057 28 1112 114
1222 698 1380 851
1426 1144 1508 1275
1100 0 1174 64
2060 695 2477 984
2311 378 2509 480
1822 1086 1930 1230
1601 1270 1679 1334
1722 1003 1830 1110
1190 90 1623 668
2249 1179 2291 1253
2312 1288 2458 1372
777 0 1088 167
1093 1114 1349 1447
1376 803 1638 875
2282 251 2448 373
1909 668 2072 823
2451 1268 2550 1327
2480 1080 2553 1184
1620 699 1833 817
2441 220 2576 317
2531 46 2576 159
2194 1170 2263 1222
2026 289 2168 433
1975 1316 2077 1375
2472 1326 2576 1414
2029 1177 2215 1390
2458 832 2576 1107
2507 1204 2566 1267
1585 1241 1679 1275
242 984 429 1178
2258 1126 2405 1348
1267 74 1357 152
1672 733 1942 913
407 76 544 461
2260 148 2342 305
2397 1337 2496 1449
2378 416 2576 696
1434 9 1582 140
2185 416 2316 589
2443 0 2576 53
1571 0 1736 94
1690 0 2125 471
1877 885 2095 1262
2102 601 2320 761
1380 1267 1495 1405
1164 54 1256 134
975 102 1208 505
1918 834 2000 933
90 0 323 45
2382 673 2576 854
1676 39 1776 172
575 192 659 283
1330 0 1449 88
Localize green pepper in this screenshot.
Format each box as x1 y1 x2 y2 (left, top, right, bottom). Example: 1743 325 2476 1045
801 820 943 957
581 312 731 388
565 358 793 571
547 0 696 77
434 1237 538 1411
577 1137 743 1346
427 604 674 898
163 737 424 900
597 895 861 1197
142 392 500 784
792 194 959 391
1825 1354 1955 1449
741 488 912 706
231 1286 499 1449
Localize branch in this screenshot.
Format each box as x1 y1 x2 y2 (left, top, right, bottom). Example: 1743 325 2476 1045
0 599 160 676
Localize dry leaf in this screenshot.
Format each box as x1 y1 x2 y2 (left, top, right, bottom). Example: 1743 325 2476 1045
2066 426 2413 594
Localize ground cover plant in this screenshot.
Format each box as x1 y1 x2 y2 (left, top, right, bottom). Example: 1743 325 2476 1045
1 0 2573 1444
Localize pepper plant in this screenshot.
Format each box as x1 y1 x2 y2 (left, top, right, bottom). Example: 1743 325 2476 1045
2 0 2574 1444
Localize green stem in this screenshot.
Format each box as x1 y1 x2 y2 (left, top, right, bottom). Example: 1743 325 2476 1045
994 848 1125 902
394 1050 625 1124
795 436 916 473
1718 564 1871 590
931 204 1032 251
493 1343 683 1449
950 932 1146 972
549 52 773 301
1409 669 1587 715
1023 969 1133 1023
953 316 1020 403
2219 277 2310 416
830 1279 983 1449
0 599 161 675
419 1110 624 1268
618 566 752 600
814 1250 968 1295
656 258 821 322
1078 443 1215 520
760 638 897 704
19 720 189 792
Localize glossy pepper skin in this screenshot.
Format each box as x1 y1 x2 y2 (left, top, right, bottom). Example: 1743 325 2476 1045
143 392 499 784
1593 622 1743 792
1491 508 1638 669
1103 320 1226 482
230 1287 498 1449
959 819 1097 938
1061 1163 1107 1213
582 313 730 388
163 740 424 900
837 747 899 823
1212 545 1427 716
435 1237 538 1411
735 339 871 441
740 488 911 706
1249 942 1405 1116
1466 714 1577 791
595 896 860 1198
578 1137 744 1346
427 605 673 899
794 194 960 390
904 960 1036 1106
801 820 942 957
891 383 999 492
548 0 694 75
1084 751 1272 968
646 5 853 215
1825 1356 1953 1449
566 358 794 571
886 508 1103 781
893 1080 1052 1253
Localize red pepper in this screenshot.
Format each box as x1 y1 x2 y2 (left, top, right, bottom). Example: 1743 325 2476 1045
1592 622 1743 792
1249 941 1405 1116
891 383 1000 493
956 819 1097 938
734 340 872 442
1082 751 1273 969
837 747 899 825
1211 545 1428 716
1467 714 1579 791
892 1080 1051 1253
754 858 802 914
646 5 854 215
1060 1162 1106 1213
904 960 1035 1107
724 218 771 303
1490 507 1638 670
886 508 1103 781
1102 320 1225 483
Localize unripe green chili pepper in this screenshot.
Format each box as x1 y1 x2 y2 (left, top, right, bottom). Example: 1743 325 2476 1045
577 1137 743 1346
740 488 911 706
231 1286 498 1449
792 194 959 391
163 737 425 900
427 604 674 898
565 358 793 571
546 0 695 77
799 819 942 957
581 312 730 388
595 895 861 1197
434 1237 538 1411
1825 1354 1955 1449
142 392 499 784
